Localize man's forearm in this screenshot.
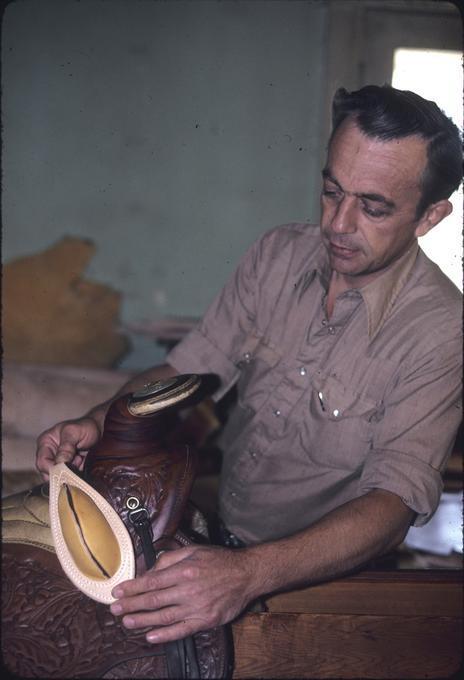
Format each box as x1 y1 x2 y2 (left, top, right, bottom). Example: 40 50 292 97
242 489 414 601
85 363 179 430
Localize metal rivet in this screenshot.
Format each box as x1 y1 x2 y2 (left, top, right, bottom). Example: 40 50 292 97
299 366 307 376
249 450 257 458
126 496 140 510
243 352 251 362
321 319 327 325
230 491 237 497
328 326 335 335
333 409 340 417
274 409 281 417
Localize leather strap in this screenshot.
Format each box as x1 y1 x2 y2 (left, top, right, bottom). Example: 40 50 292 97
131 504 201 680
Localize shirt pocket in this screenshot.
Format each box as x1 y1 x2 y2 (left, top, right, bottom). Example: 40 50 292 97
303 373 382 472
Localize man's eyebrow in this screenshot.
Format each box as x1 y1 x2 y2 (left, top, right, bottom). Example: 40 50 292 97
358 192 396 209
322 168 339 186
322 168 396 209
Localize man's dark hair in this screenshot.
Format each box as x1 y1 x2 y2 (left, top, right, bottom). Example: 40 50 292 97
331 84 463 217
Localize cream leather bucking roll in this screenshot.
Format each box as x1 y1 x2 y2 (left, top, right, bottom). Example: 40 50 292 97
49 463 135 604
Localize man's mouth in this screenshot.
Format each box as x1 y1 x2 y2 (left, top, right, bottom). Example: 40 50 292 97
329 241 359 259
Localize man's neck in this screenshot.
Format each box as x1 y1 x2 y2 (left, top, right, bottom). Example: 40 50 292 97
326 270 376 318
325 241 420 319
326 273 348 319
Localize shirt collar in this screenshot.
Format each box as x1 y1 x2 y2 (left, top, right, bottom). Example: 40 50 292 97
314 241 331 289
361 242 419 339
310 239 419 339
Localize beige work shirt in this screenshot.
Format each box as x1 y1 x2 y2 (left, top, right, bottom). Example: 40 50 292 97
167 223 462 544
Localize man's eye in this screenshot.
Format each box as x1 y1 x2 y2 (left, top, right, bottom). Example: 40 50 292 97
363 203 388 218
322 189 340 199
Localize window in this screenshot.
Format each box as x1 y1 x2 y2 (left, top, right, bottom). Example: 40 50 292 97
324 3 462 289
392 48 462 290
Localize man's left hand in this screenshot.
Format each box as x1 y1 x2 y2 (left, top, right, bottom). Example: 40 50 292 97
110 545 255 643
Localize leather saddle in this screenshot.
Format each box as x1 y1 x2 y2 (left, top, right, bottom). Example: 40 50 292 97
2 374 234 678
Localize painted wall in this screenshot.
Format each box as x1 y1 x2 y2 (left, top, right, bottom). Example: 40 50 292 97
2 0 329 368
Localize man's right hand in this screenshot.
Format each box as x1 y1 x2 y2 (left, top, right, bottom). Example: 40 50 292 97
36 416 102 480
35 364 179 480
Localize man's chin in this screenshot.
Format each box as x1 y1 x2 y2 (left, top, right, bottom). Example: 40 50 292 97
328 251 364 275
329 256 391 286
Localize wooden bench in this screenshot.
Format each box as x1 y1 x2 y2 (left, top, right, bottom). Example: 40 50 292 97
232 569 462 678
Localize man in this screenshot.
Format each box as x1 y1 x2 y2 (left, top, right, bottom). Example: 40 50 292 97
36 85 462 645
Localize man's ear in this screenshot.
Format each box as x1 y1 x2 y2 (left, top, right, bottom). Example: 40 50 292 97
414 199 453 238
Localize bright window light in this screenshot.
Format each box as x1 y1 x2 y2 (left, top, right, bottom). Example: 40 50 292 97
392 48 463 291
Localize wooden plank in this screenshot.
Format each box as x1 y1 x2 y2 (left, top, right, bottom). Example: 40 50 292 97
232 612 462 679
336 569 462 584
266 570 463 617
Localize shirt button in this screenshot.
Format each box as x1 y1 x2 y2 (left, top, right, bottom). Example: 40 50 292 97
328 326 336 335
299 366 307 376
273 409 281 417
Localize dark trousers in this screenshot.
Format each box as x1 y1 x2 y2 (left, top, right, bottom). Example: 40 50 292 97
209 515 247 548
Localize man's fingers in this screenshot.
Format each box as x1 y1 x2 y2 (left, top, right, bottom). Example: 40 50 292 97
73 453 87 471
121 604 182 630
110 585 180 617
118 606 204 644
154 546 198 570
55 439 81 464
36 443 56 469
59 422 91 450
36 437 60 477
112 565 181 600
145 619 203 645
37 418 100 472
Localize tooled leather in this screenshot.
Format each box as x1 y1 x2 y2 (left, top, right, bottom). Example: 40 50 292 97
2 542 231 679
2 384 233 678
84 395 197 558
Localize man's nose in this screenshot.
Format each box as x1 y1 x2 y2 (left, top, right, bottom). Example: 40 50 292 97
330 196 357 234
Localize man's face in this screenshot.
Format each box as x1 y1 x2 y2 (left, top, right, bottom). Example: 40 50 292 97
320 119 429 284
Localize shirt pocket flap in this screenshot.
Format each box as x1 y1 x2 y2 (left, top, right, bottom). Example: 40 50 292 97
312 373 381 422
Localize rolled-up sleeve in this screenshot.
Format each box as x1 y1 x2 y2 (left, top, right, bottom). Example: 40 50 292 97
167 234 263 401
360 337 462 525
